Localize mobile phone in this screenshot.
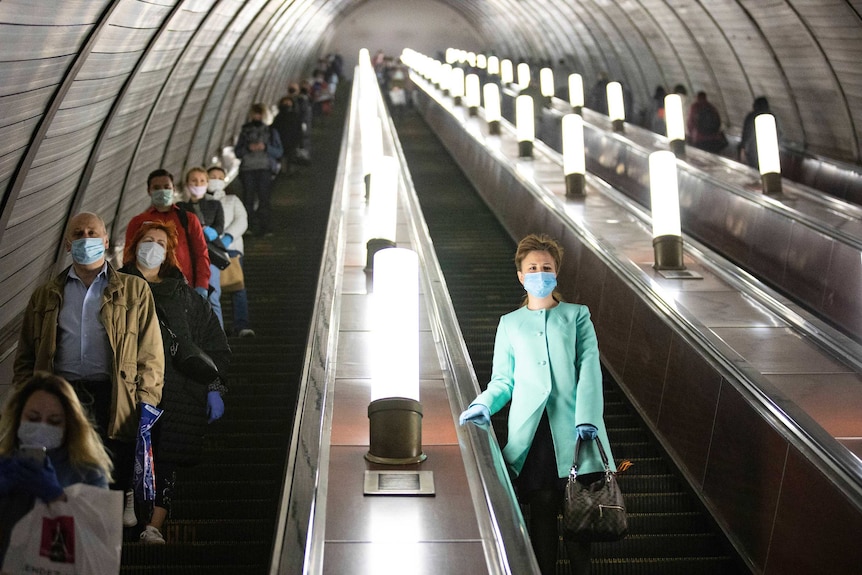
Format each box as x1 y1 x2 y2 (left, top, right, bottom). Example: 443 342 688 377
18 444 47 464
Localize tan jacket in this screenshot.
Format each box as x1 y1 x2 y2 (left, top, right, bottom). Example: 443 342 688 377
13 263 164 441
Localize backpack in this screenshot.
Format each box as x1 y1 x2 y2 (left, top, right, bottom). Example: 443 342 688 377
697 105 721 134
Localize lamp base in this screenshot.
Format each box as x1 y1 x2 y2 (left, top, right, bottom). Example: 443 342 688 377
366 397 426 465
468 106 478 117
365 238 396 273
565 173 586 198
612 119 625 133
761 172 783 196
518 140 533 158
653 234 685 271
488 120 501 135
571 105 583 116
670 139 686 158
453 96 462 106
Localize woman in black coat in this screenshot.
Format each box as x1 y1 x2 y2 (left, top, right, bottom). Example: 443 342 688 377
120 219 230 544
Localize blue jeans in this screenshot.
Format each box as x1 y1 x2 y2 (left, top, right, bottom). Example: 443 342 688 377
228 250 250 331
208 263 223 328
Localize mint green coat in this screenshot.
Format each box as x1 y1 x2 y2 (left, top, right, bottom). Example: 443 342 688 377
472 302 615 478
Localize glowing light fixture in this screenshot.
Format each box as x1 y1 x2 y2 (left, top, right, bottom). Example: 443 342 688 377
365 155 398 271
562 114 586 197
445 48 456 64
483 83 502 135
487 56 500 76
755 114 782 196
664 94 686 157
450 67 465 105
607 81 625 132
648 151 685 270
500 59 514 85
476 54 487 69
465 74 480 116
568 73 584 114
540 68 554 97
466 52 476 67
366 247 425 465
517 62 530 90
516 95 535 158
440 63 452 95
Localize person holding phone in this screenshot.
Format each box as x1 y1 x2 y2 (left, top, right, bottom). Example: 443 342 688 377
0 372 113 563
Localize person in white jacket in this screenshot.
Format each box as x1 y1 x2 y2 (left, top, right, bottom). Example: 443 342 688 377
207 166 254 337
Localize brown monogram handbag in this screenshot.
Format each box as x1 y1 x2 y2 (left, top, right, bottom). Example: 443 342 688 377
562 436 628 542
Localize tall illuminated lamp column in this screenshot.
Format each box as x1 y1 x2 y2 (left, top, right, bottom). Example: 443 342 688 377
516 95 535 158
500 59 514 86
607 81 625 133
649 151 685 270
539 67 554 108
562 114 586 197
487 56 500 78
569 73 584 115
364 155 398 272
516 62 531 91
366 247 425 464
440 63 452 96
755 114 783 196
484 83 502 135
664 93 686 157
450 66 465 106
465 74 480 116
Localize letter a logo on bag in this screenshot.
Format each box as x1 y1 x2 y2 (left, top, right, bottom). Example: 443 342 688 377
40 516 76 563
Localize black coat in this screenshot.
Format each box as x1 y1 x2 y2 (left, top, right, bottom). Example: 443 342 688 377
120 265 230 466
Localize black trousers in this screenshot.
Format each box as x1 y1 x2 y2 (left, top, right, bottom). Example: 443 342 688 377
68 379 135 491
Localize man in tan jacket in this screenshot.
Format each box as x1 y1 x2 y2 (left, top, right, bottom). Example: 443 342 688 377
13 212 164 492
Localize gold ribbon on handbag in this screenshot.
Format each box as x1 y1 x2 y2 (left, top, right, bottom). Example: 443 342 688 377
220 255 245 293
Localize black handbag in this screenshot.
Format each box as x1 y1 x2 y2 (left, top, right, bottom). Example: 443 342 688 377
562 437 628 542
158 314 219 384
207 239 231 270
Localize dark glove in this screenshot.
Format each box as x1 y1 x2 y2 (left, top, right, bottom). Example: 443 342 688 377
221 234 233 248
203 226 218 241
207 391 224 423
577 424 598 440
195 286 208 299
15 456 64 502
459 404 491 427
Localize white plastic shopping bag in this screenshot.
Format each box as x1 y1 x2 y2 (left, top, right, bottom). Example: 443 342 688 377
2 484 122 574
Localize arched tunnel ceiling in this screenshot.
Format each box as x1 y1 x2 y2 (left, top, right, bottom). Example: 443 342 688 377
1 0 861 358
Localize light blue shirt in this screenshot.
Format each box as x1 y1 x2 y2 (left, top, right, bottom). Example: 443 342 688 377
54 263 112 382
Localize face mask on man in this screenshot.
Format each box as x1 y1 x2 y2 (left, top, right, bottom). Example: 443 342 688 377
188 185 207 199
207 179 226 195
18 421 64 450
70 237 105 265
523 272 557 298
150 188 174 208
136 241 166 270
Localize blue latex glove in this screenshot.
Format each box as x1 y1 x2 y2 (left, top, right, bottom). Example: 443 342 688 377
195 286 208 298
15 456 64 502
459 404 491 426
203 226 218 241
207 391 224 423
221 234 233 248
577 424 598 440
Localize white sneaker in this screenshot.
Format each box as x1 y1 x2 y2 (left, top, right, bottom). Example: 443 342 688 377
122 491 137 527
139 525 165 544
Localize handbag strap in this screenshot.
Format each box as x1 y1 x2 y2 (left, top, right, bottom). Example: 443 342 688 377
570 436 612 479
154 304 179 358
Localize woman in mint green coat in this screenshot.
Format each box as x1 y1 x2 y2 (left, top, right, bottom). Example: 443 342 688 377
460 233 615 575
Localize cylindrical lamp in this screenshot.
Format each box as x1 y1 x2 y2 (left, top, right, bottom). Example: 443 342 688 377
465 74 480 116
466 52 476 68
540 67 555 101
487 56 500 76
648 151 685 270
367 248 425 464
755 114 782 196
365 156 398 271
516 63 530 90
664 94 686 156
500 59 514 85
562 114 586 197
440 63 452 95
445 48 456 64
476 54 487 70
484 83 502 135
607 81 625 132
516 95 535 158
569 73 584 114
450 67 465 105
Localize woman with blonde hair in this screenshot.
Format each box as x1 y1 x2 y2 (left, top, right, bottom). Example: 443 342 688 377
0 372 113 561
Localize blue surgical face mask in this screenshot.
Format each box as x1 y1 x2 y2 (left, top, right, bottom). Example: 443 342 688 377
136 241 166 270
523 272 557 298
18 421 64 450
151 188 174 208
70 237 105 265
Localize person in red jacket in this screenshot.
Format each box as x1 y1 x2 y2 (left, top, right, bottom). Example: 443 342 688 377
124 169 210 297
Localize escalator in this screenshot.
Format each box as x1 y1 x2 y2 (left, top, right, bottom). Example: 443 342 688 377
393 106 750 575
119 94 345 573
